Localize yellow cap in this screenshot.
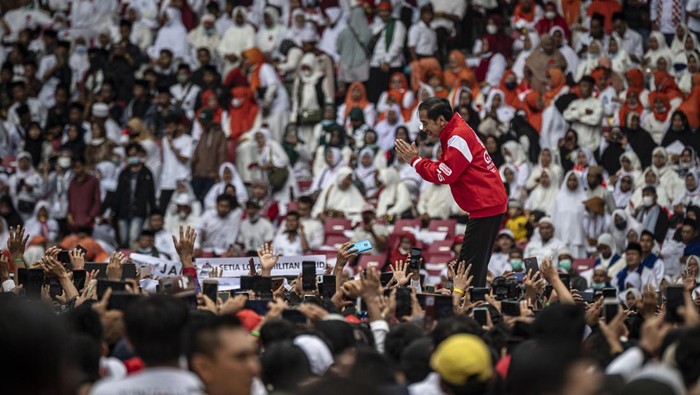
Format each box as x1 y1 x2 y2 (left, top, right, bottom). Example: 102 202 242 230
430 334 493 385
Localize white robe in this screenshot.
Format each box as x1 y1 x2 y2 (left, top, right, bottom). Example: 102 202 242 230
551 171 588 258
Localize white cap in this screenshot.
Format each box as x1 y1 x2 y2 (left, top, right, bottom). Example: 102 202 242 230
92 102 109 118
299 27 319 43
174 193 192 206
201 13 215 23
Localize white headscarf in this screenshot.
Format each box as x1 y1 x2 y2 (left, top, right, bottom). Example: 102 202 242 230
151 7 190 61
551 171 587 249
95 160 117 200
612 173 634 209
293 335 333 376
483 89 516 124
609 209 643 252
256 6 285 55
645 31 674 70
525 168 558 215
313 167 366 220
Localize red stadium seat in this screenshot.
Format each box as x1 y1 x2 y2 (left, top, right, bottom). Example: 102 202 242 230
325 234 350 250
392 219 421 234
427 240 455 254
424 252 453 265
428 219 457 239
357 254 387 270
323 218 352 236
574 259 596 273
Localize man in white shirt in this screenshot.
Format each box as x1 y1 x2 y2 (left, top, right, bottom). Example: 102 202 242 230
7 80 47 128
651 0 686 39
91 296 206 395
148 211 177 259
688 0 700 37
611 242 656 292
238 200 275 255
160 114 193 211
408 5 439 90
612 13 644 64
273 211 310 256
563 76 603 151
195 194 242 256
277 196 324 250
430 0 467 61
523 217 566 264
170 64 201 121
368 1 407 102
165 192 200 237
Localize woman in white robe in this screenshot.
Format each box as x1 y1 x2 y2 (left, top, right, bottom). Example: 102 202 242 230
255 129 298 214
644 32 674 72
376 167 413 221
149 7 190 62
525 168 558 215
311 167 366 223
255 6 285 59
551 171 588 258
354 147 379 200
203 162 249 212
526 147 563 190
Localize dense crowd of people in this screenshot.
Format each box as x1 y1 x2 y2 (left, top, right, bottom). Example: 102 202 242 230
1 0 700 393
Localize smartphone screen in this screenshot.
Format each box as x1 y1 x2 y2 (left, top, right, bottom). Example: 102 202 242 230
409 247 422 271
602 288 617 299
559 273 571 289
121 263 137 279
665 285 685 323
514 272 525 283
19 268 45 300
395 287 413 317
351 240 373 254
581 291 594 303
380 272 393 286
97 280 127 299
202 280 218 303
302 261 316 291
603 298 619 324
474 307 488 326
240 276 253 291
57 250 71 266
524 257 539 274
321 275 336 299
470 287 489 302
72 269 87 291
108 292 143 311
501 300 521 317
433 295 454 319
245 299 270 316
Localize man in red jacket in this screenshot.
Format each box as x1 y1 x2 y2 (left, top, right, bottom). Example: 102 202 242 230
395 97 507 286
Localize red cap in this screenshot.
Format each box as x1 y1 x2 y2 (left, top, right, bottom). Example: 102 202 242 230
377 1 392 11
236 310 263 331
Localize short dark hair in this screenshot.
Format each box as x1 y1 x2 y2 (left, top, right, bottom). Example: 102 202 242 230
216 193 235 206
261 342 312 392
63 303 104 343
640 230 655 241
418 97 453 122
642 185 657 195
384 323 425 366
432 316 482 347
579 75 595 86
260 319 296 347
612 12 624 22
298 196 313 206
124 295 189 365
187 313 242 360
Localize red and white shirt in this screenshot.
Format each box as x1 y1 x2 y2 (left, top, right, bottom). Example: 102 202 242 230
411 113 507 218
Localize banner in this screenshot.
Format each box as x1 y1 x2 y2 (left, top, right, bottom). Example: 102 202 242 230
130 253 183 278
195 255 327 278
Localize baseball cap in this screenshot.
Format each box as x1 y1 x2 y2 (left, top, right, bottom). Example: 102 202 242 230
430 334 493 385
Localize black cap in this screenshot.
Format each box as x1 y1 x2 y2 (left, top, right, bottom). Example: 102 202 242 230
246 200 261 209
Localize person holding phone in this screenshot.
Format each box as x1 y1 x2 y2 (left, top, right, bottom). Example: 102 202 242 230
395 97 507 286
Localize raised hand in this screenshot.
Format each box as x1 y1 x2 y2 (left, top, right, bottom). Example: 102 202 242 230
0 254 9 283
106 252 126 281
69 248 86 270
257 242 280 277
540 256 559 284
41 256 68 279
334 242 358 275
220 294 248 315
390 260 409 287
172 226 197 268
7 226 29 261
360 267 382 299
453 262 473 295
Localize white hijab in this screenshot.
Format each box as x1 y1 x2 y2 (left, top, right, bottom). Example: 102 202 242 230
551 171 587 247
645 32 674 70
151 7 190 61
256 6 285 55
483 89 516 124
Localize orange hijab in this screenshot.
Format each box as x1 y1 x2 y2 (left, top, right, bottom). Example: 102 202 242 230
543 68 566 106
500 70 524 110
625 69 645 90
678 74 700 129
344 82 370 119
242 48 265 93
444 50 480 97
228 86 259 142
196 90 225 124
386 72 413 120
513 0 537 22
524 91 544 132
618 88 644 127
560 0 582 25
653 71 683 101
429 70 449 98
648 92 671 122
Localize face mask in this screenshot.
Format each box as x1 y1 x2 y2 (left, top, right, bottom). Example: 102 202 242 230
591 281 606 290
680 162 691 169
486 24 498 35
127 156 141 166
204 27 215 35
177 74 188 84
504 154 513 163
545 11 556 20
178 211 189 220
588 53 600 61
249 212 261 223
57 157 71 169
75 45 88 55
510 259 523 271
673 63 687 73
302 68 312 77
137 247 152 254
643 196 654 207
231 98 242 107
615 220 627 230
505 81 517 90
559 259 572 271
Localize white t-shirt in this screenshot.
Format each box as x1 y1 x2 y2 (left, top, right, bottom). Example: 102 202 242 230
237 218 275 252
90 367 205 395
273 232 305 256
160 134 193 190
688 0 700 32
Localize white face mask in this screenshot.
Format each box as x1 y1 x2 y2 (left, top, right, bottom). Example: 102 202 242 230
486 24 498 35
545 11 556 20
643 196 654 207
302 69 313 77
231 98 242 107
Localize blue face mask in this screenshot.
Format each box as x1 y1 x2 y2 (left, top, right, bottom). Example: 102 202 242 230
591 281 606 289
127 156 141 166
510 259 523 271
673 63 687 73
505 81 517 90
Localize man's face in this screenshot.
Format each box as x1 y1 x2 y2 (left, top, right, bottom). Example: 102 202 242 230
626 250 641 266
586 173 599 188
579 81 592 98
217 200 231 217
613 19 625 36
196 328 261 395
252 185 266 199
298 202 311 218
198 49 211 65
139 235 154 249
639 235 653 253
378 8 391 21
593 269 607 283
590 19 602 37
598 244 611 259
681 225 696 243
539 223 554 241
419 109 444 139
150 215 164 231
245 206 259 219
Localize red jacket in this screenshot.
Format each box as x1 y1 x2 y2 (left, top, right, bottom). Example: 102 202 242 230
411 113 507 219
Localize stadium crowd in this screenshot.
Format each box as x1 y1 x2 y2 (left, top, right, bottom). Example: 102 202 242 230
1 0 700 394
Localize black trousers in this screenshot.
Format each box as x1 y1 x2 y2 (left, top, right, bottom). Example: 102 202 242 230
367 66 402 103
457 213 504 287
